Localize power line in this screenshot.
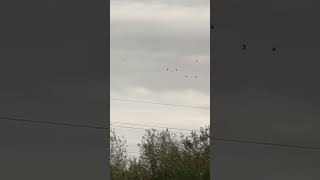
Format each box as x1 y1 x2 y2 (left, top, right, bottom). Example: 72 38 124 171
0 117 108 130
111 137 320 154
212 137 320 150
110 124 192 135
110 151 140 154
111 98 210 110
126 152 140 154
111 124 150 131
0 116 203 135
111 121 198 132
112 119 184 128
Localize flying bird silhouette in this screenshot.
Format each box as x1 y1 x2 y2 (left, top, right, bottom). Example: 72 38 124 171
242 44 247 50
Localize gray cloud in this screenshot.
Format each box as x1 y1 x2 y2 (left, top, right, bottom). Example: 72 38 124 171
111 0 210 155
111 1 210 93
111 2 209 55
111 0 210 7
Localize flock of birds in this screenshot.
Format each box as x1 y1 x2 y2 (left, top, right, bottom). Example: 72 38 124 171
121 58 201 79
164 59 200 79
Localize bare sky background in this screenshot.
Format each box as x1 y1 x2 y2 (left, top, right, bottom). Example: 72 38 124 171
110 0 210 156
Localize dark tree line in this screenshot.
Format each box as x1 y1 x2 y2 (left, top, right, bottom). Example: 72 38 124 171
110 125 210 180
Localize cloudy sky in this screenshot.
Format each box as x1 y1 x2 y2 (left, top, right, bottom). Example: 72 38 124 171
110 0 210 156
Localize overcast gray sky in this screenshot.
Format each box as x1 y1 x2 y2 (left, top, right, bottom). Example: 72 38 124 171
110 0 210 156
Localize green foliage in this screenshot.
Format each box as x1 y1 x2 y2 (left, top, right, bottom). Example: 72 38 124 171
110 125 210 180
110 130 129 180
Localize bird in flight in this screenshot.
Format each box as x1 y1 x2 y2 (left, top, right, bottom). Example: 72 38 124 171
242 44 247 50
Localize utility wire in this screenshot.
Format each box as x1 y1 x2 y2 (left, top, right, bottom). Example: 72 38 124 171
0 116 197 135
8 115 320 151
111 121 199 132
112 119 187 128
0 117 108 130
110 151 140 154
4 116 320 151
212 137 320 150
111 98 210 110
110 124 192 135
110 124 191 135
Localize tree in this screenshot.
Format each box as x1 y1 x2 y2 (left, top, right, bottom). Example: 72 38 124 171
110 125 210 180
110 129 129 180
